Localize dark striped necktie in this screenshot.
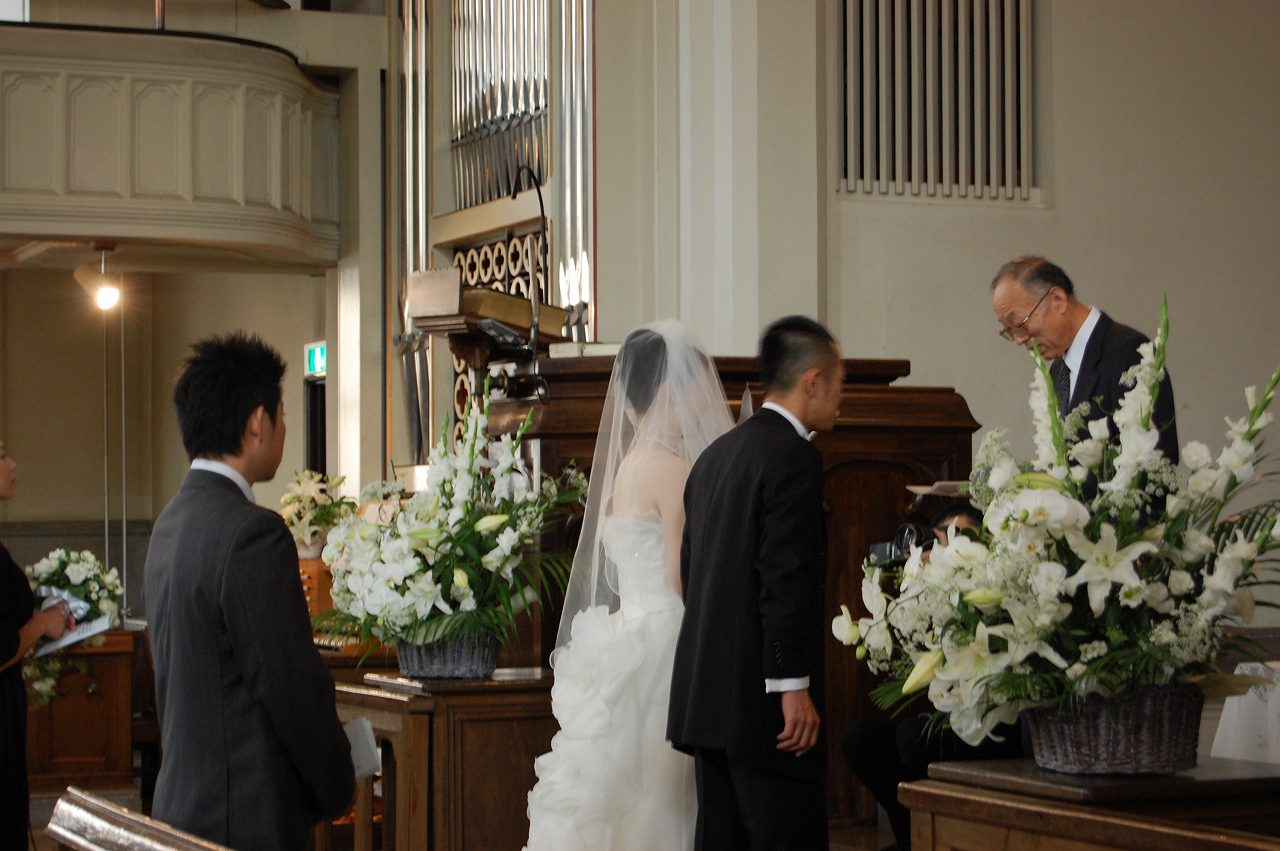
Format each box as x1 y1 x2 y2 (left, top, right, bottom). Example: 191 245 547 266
1054 362 1072 414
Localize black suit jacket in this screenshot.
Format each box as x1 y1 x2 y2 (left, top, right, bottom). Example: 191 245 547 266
1055 311 1179 464
144 470 354 850
667 408 826 780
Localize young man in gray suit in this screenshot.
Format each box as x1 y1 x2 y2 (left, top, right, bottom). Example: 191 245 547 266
144 333 354 849
669 316 842 849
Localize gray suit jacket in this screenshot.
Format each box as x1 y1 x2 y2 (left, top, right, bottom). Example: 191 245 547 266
144 469 354 850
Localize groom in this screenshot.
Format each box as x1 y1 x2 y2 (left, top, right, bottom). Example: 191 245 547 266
669 316 841 849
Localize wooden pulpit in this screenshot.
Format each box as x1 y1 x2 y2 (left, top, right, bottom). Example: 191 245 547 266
488 354 979 826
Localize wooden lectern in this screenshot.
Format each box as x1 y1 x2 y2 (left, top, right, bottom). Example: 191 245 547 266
486 354 979 827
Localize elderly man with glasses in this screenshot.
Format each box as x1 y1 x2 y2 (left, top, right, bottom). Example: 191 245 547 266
990 256 1179 464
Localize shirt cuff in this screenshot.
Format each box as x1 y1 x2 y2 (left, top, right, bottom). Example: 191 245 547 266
764 676 810 694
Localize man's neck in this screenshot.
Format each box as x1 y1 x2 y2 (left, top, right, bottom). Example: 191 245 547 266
202 453 256 485
1060 300 1093 355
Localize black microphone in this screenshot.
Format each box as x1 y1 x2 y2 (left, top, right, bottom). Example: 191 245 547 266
510 164 548 367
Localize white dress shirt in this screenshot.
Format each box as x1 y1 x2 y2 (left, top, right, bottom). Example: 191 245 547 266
190 458 255 503
759 401 812 694
1061 306 1101 402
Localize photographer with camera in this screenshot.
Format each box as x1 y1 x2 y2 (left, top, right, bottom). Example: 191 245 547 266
840 502 1021 851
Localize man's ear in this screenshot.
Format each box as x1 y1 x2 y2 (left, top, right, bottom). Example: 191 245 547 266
1047 286 1068 314
243 404 268 446
801 366 824 397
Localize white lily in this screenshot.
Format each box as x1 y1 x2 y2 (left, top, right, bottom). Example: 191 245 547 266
1062 524 1157 616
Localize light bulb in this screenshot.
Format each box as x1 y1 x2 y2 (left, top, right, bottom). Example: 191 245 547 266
96 286 120 310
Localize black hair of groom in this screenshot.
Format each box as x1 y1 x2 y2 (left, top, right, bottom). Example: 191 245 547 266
174 332 286 461
759 315 837 394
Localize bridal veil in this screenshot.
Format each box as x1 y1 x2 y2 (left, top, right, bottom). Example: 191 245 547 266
553 320 733 652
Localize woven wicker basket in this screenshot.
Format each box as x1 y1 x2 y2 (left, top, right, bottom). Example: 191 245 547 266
1025 683 1204 774
396 634 500 679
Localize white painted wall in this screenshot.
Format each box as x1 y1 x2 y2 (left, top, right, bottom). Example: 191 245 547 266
0 269 326 522
593 0 1280 624
0 270 152 522
596 0 828 352
596 0 1280 459
827 0 1280 465
149 271 328 511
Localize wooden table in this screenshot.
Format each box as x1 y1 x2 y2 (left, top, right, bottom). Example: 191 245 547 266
902 757 1280 850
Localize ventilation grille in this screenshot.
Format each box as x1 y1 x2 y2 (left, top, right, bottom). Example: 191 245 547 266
843 0 1036 201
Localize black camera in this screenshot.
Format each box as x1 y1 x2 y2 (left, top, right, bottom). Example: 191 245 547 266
867 523 933 567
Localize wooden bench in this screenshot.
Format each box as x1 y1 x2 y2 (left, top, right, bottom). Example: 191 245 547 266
45 787 228 850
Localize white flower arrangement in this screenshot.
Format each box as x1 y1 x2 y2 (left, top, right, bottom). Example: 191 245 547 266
23 549 122 707
318 386 585 647
834 302 1280 745
279 470 357 551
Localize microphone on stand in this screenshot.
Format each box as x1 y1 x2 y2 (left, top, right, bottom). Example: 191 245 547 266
507 164 551 403
510 164 548 369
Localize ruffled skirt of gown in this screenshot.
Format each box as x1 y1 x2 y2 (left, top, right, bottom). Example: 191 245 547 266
525 599 695 850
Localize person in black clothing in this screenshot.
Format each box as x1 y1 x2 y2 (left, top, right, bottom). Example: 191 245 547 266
842 503 1022 851
669 316 842 850
0 440 75 850
991 256 1178 465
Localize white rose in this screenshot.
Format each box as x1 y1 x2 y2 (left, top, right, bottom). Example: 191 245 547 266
987 457 1018 492
1087 417 1111 441
65 560 92 586
1167 569 1195 596
1182 441 1213 471
1078 640 1108 662
1187 467 1226 500
1142 582 1174 613
1069 439 1103 469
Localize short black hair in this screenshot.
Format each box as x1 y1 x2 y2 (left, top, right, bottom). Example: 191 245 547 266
617 327 668 414
759 315 837 394
990 256 1075 298
931 502 983 531
173 332 286 460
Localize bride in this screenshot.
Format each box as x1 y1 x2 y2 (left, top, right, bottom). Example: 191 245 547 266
525 320 734 850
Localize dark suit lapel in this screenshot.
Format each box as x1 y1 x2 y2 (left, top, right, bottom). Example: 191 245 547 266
1069 312 1111 410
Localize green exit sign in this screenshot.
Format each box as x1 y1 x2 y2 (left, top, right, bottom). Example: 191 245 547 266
305 341 327 378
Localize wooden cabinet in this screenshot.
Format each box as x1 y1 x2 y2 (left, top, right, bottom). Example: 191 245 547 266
331 669 557 850
300 555 334 616
27 629 134 793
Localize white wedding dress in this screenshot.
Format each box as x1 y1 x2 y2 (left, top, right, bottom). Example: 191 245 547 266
525 514 696 850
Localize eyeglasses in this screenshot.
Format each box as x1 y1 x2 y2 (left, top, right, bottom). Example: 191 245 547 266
998 288 1051 342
